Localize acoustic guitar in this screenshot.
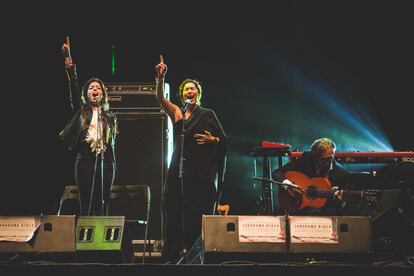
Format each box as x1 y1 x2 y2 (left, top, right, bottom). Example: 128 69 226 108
278 171 377 213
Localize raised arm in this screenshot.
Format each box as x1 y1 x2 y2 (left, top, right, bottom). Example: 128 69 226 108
61 36 80 110
155 55 181 123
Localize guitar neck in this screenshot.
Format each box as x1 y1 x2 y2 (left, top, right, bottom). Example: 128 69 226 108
307 189 364 198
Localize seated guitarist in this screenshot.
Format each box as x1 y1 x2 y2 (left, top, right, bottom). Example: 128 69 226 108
272 137 349 215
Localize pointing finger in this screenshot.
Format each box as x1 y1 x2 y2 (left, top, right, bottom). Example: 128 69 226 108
66 36 70 48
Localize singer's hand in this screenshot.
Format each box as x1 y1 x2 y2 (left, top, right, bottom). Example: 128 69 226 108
155 54 167 80
61 36 71 57
194 130 218 144
61 36 73 67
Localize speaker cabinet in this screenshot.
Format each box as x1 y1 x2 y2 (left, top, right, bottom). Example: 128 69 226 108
113 112 170 245
288 216 372 254
202 215 288 263
202 215 373 264
107 82 170 112
0 215 76 253
76 216 132 263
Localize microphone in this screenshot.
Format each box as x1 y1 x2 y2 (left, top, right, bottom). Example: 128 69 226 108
181 98 192 113
94 95 102 106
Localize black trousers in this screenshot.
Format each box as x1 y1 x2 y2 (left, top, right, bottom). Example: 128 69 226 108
75 153 115 216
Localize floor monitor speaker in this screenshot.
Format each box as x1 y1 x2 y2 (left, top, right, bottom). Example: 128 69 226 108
0 215 76 261
76 216 133 263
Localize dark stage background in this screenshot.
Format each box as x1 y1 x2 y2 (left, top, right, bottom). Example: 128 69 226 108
2 1 413 219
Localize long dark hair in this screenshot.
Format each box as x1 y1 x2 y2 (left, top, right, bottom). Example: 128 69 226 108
81 77 110 111
81 77 117 143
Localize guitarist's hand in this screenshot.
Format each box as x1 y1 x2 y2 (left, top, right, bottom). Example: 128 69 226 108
332 186 344 201
288 187 304 198
282 179 303 198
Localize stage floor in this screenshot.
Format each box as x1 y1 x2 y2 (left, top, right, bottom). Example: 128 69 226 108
1 253 413 276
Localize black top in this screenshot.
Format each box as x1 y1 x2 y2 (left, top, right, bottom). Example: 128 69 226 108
165 105 227 214
59 65 117 165
161 105 226 262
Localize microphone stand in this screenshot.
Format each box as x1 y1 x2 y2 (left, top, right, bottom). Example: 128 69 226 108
89 103 105 216
176 105 189 264
97 106 105 215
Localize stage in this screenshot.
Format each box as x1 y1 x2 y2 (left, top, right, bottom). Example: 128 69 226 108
1 211 414 275
1 256 413 276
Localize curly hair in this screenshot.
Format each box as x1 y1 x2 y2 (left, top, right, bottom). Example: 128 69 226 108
177 78 203 106
311 137 336 157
